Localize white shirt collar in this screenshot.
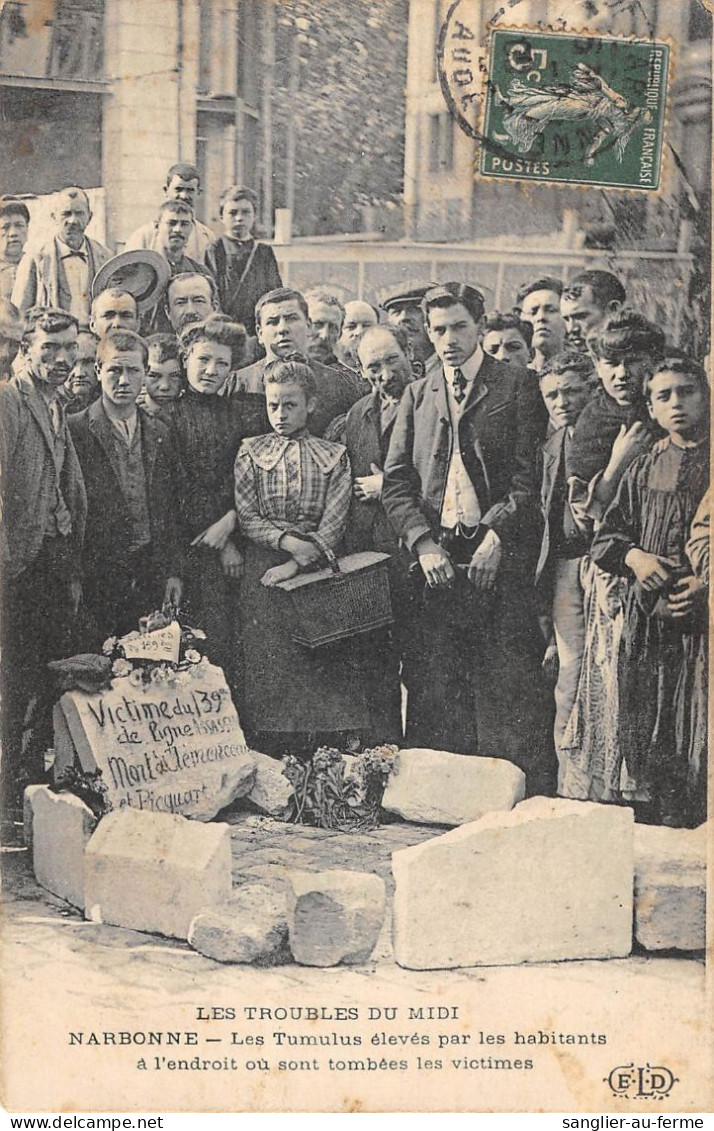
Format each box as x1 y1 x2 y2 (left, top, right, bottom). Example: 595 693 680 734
57 236 88 258
443 345 483 384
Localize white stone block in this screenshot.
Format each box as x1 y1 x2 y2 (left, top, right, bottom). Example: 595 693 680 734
27 786 96 909
634 823 706 952
23 784 45 848
247 751 293 817
84 808 232 939
188 885 290 965
286 870 386 967
382 748 525 826
393 797 634 969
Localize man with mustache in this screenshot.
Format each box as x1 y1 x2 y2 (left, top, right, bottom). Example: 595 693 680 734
0 197 30 303
0 308 87 817
12 187 110 323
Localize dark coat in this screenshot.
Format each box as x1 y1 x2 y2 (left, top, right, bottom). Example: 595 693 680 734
205 238 282 337
69 400 183 590
222 356 363 438
534 425 567 592
343 391 400 557
382 353 541 556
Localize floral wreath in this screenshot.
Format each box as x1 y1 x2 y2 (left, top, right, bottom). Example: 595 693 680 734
102 608 208 689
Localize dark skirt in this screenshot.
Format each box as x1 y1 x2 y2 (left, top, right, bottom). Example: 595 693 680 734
238 543 371 737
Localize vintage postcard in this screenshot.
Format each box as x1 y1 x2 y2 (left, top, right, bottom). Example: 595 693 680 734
0 0 711 1116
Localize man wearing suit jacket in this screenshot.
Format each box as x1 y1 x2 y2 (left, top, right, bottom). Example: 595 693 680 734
382 282 554 794
12 187 111 323
0 308 87 814
340 323 416 743
533 352 595 778
69 330 182 642
222 287 363 436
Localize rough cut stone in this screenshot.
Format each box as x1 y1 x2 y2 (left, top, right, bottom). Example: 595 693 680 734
84 808 232 939
27 786 96 909
188 884 290 964
247 751 293 816
57 662 256 820
381 748 525 826
286 870 386 967
634 823 706 952
23 784 44 848
392 797 634 969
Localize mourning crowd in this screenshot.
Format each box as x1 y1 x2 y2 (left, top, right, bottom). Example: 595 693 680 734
0 163 709 832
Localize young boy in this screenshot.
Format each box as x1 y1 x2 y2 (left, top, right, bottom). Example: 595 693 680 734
205 185 282 338
69 329 182 639
533 350 596 774
137 334 184 416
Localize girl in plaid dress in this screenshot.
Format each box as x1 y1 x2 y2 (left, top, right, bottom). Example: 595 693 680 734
233 359 369 755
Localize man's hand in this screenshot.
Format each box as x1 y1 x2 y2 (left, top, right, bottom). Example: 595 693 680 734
279 534 322 569
467 528 502 591
191 510 236 551
666 574 706 618
220 542 244 580
354 463 384 502
163 576 183 610
69 578 82 614
542 640 559 685
416 536 455 589
625 548 674 591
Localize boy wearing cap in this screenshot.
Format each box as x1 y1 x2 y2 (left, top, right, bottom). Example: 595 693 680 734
205 186 281 338
0 197 30 302
382 282 554 794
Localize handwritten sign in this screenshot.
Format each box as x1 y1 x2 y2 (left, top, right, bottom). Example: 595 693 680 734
57 662 256 821
120 621 181 665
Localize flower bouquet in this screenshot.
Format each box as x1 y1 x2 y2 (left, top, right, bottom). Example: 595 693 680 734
102 609 208 689
281 744 397 831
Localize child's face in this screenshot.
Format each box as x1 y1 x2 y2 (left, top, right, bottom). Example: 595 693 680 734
595 351 651 406
483 327 530 368
97 346 145 407
145 354 182 404
647 370 708 440
185 339 232 395
266 381 315 436
540 369 592 430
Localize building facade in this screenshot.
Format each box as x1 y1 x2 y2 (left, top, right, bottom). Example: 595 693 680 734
0 0 271 246
404 0 712 249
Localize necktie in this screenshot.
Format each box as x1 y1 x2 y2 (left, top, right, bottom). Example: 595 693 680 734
49 399 62 435
62 248 87 261
452 367 467 404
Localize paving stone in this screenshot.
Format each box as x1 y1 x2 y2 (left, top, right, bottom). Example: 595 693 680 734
188 884 290 964
392 797 634 969
27 786 96 909
286 869 386 966
247 751 294 816
382 748 525 826
84 808 232 939
634 823 706 952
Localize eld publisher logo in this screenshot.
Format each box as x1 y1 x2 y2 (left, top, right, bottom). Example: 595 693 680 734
605 1063 679 1100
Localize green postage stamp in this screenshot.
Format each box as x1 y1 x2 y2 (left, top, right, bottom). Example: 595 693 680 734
480 29 670 190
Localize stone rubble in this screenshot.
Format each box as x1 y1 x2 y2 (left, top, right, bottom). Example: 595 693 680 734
634 822 707 952
25 785 96 910
392 796 634 969
246 750 293 817
381 747 525 826
84 807 233 939
188 883 291 964
286 869 386 966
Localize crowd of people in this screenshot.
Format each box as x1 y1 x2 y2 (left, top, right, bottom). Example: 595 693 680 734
0 163 708 833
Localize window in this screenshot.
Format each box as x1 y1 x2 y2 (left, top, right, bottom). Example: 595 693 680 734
428 113 454 174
